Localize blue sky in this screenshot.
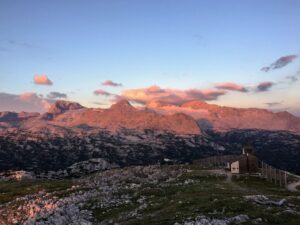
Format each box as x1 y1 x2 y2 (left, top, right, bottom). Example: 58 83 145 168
0 0 299 114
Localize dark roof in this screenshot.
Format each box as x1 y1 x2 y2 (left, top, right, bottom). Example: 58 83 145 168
230 154 257 164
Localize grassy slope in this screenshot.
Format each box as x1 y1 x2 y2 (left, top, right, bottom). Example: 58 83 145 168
92 165 300 225
0 180 74 204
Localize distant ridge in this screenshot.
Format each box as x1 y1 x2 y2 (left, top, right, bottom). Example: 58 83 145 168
147 100 300 134
0 100 201 135
0 99 300 135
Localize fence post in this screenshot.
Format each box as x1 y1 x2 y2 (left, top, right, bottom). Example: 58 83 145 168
279 170 282 187
284 171 287 187
274 169 277 185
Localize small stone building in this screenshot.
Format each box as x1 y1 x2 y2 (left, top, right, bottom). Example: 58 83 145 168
230 145 259 174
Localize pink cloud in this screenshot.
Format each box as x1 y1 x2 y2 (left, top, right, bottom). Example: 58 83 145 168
265 101 282 107
215 82 248 92
286 70 300 83
33 75 53 85
261 55 297 72
47 92 67 99
186 89 227 101
94 89 114 97
19 92 39 102
256 81 274 92
261 67 270 72
19 92 52 110
0 92 53 112
122 85 227 105
102 80 122 87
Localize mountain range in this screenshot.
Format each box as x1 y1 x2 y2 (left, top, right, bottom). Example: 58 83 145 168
0 100 200 135
147 100 300 133
1 99 299 135
1 100 300 175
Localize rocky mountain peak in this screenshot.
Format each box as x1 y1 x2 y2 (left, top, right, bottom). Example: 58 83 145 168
181 100 218 110
109 99 135 111
147 100 176 108
48 100 84 114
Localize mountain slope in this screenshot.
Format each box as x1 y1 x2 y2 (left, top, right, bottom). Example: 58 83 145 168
50 100 201 134
147 100 300 133
1 99 300 134
0 100 201 135
1 165 300 225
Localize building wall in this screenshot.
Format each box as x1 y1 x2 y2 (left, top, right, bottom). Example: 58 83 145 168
230 154 259 174
231 161 240 174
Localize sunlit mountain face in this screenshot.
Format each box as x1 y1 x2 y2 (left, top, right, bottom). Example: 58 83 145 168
1 1 300 224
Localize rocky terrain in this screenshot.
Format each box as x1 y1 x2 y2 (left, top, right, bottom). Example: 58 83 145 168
0 128 225 174
0 165 300 225
1 127 300 175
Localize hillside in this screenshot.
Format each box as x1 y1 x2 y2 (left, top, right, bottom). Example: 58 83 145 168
1 165 300 224
1 128 300 174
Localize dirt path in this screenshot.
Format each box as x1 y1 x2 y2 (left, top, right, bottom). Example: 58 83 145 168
287 180 300 192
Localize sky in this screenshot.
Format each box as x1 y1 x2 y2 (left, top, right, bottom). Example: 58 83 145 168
0 0 300 115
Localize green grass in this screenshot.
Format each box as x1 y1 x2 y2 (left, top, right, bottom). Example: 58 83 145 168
93 203 139 222
92 166 300 225
0 179 74 204
232 175 288 195
233 175 300 196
